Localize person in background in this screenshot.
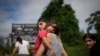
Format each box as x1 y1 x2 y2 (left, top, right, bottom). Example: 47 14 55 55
83 33 100 56
34 20 55 56
11 37 30 56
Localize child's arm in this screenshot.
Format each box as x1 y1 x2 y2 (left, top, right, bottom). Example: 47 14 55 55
42 36 55 56
35 33 52 56
35 42 45 56
40 30 55 56
42 32 55 56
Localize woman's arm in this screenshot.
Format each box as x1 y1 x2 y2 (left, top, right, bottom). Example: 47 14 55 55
27 44 30 50
27 41 31 50
11 46 18 56
62 47 68 56
58 36 68 56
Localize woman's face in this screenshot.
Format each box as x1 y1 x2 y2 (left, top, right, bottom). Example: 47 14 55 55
46 26 54 32
83 37 96 49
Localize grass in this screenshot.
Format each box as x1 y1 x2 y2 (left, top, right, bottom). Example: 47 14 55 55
0 46 12 56
63 44 89 56
0 45 34 56
0 44 89 56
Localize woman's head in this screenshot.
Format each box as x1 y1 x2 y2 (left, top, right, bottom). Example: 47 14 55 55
49 21 57 27
46 21 60 35
37 19 47 30
50 21 60 35
83 34 96 49
16 36 22 44
46 22 54 32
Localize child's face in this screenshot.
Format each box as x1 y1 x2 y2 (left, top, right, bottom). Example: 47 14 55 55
83 37 96 49
38 22 46 30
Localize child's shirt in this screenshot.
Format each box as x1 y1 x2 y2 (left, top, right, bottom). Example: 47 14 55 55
34 29 47 55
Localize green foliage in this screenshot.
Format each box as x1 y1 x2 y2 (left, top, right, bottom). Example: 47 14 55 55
0 45 34 56
62 43 89 56
64 44 89 56
39 0 83 46
85 10 100 33
0 46 11 56
0 44 88 56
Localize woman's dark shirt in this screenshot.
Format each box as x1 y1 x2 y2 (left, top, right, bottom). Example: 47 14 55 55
90 44 100 56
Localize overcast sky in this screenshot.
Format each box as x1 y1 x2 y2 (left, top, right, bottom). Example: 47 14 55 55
0 0 100 36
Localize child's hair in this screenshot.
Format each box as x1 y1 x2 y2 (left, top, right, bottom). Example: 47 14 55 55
37 18 47 25
37 19 47 29
83 33 96 41
16 36 23 44
3 50 9 56
38 20 46 25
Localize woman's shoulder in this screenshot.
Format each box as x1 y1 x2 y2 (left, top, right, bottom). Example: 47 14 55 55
90 44 100 56
15 41 19 44
91 44 100 51
23 40 29 43
47 33 52 35
24 40 28 42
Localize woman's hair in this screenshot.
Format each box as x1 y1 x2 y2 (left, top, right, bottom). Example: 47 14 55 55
52 25 60 36
46 21 60 36
83 33 96 41
16 36 23 44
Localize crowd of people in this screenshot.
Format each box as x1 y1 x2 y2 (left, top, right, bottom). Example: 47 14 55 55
2 19 100 56
3 20 68 56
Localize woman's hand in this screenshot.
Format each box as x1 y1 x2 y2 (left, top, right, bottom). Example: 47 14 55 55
50 48 55 56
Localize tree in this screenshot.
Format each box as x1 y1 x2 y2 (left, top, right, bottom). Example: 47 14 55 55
39 0 82 46
85 11 100 34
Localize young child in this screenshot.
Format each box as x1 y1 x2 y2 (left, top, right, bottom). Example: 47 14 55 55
3 51 10 56
34 20 55 56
